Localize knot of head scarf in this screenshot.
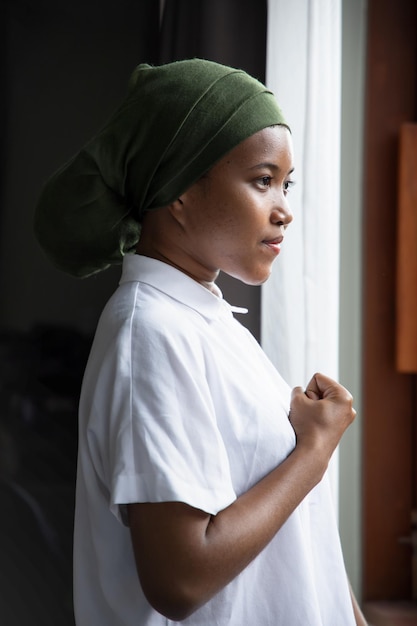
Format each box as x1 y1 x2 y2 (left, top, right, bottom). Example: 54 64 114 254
34 58 288 278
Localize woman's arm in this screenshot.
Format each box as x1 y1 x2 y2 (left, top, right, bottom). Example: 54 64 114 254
128 373 356 621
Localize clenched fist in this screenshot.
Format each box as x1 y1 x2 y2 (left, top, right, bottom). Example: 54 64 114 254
289 373 356 465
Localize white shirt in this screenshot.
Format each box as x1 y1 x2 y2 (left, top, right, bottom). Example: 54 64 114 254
74 254 355 625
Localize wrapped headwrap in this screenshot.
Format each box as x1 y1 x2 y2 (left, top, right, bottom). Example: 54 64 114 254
34 58 287 278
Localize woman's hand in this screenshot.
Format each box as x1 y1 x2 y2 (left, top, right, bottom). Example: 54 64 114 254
289 372 356 468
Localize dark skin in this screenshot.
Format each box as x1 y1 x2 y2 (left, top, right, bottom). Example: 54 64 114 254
127 128 367 624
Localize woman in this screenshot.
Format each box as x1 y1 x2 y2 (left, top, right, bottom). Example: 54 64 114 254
34 59 367 625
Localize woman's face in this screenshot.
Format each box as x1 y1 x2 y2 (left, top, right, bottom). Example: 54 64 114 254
158 125 295 287
172 126 293 285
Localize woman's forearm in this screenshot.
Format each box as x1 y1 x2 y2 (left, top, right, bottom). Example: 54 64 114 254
128 443 327 621
128 374 356 620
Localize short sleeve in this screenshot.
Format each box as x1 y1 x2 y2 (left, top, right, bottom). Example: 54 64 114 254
106 307 237 522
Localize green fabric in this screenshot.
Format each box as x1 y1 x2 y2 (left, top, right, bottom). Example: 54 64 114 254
34 58 287 278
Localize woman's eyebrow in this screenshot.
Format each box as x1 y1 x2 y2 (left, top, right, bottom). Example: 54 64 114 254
249 162 295 175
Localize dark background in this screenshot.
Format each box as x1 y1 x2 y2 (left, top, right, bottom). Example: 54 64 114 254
0 1 267 623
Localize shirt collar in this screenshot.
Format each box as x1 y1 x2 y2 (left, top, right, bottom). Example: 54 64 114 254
120 254 248 321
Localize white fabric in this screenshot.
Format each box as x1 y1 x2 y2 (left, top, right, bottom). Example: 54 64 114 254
73 255 355 626
263 0 342 501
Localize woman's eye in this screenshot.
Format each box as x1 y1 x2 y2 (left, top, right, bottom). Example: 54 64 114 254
284 180 295 194
258 176 272 188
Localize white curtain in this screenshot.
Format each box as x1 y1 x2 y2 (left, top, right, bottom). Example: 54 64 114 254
263 0 342 500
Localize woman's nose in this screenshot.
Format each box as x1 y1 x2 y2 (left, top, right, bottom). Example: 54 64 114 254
271 200 293 228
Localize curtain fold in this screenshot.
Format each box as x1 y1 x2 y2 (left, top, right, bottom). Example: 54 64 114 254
263 0 342 501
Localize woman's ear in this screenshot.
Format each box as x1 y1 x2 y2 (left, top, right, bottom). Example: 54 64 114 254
167 180 200 226
167 196 186 226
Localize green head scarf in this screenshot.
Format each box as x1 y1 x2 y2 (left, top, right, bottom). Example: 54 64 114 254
34 58 288 278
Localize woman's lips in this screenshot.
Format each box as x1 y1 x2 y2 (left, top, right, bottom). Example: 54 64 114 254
262 237 283 255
